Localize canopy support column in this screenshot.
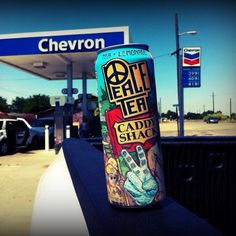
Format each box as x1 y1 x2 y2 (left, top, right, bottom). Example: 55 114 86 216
82 72 87 117
67 62 73 103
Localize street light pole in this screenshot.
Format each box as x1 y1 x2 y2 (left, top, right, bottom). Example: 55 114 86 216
175 13 184 136
173 14 197 136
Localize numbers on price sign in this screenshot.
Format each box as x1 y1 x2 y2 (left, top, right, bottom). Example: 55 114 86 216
188 71 200 81
182 67 200 88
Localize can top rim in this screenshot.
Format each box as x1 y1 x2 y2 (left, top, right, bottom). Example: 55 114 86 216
97 43 149 54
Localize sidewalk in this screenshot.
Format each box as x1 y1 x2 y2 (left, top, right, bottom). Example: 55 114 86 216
0 149 56 236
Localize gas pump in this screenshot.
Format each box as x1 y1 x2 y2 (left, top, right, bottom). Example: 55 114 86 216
50 96 74 154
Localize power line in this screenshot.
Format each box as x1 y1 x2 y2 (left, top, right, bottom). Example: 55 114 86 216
0 86 28 96
153 52 172 59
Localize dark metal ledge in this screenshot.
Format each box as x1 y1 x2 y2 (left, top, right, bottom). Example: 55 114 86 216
62 138 222 236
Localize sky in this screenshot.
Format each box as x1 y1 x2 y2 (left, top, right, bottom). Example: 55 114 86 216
0 0 235 114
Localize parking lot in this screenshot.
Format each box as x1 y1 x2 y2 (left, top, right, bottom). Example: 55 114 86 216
0 149 55 236
160 120 236 136
0 120 236 236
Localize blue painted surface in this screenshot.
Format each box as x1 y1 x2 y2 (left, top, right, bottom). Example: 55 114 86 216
182 66 201 88
0 32 124 56
62 138 222 236
183 52 200 60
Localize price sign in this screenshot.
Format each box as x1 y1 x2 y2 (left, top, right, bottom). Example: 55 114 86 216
182 67 201 88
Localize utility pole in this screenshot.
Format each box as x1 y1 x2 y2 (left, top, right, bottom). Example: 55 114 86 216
159 98 162 117
211 92 215 113
230 98 232 120
175 13 184 136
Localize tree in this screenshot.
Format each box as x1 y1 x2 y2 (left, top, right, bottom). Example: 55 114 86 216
161 113 166 118
231 113 236 120
202 110 214 116
166 110 177 120
11 94 50 113
11 97 26 112
185 112 202 120
23 95 50 113
0 96 9 112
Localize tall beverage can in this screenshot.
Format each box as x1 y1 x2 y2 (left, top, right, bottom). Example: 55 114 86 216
95 44 165 208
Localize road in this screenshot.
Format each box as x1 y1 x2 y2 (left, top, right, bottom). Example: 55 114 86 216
160 120 236 136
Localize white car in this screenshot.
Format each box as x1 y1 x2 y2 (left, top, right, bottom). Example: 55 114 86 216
161 117 168 122
0 118 31 155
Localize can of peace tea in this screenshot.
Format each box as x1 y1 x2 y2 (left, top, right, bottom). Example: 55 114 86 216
95 44 165 208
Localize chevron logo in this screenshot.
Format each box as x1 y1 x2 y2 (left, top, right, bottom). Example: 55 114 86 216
182 47 201 67
184 57 199 65
184 52 200 59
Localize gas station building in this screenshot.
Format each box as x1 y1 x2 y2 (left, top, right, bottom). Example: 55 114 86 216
0 26 129 141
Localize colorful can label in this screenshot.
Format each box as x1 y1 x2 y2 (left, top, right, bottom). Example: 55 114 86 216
95 44 165 208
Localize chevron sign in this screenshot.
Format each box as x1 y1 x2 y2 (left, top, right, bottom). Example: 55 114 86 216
182 47 201 67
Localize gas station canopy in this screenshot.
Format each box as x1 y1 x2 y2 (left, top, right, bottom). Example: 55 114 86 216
0 26 129 80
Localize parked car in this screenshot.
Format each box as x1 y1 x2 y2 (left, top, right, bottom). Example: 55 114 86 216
0 118 31 155
161 117 168 122
29 117 55 149
206 117 219 124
